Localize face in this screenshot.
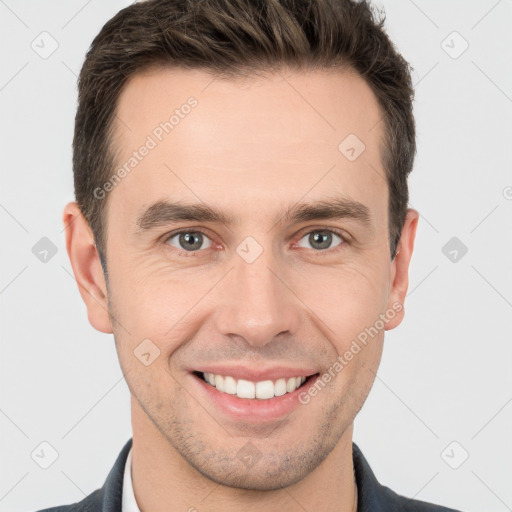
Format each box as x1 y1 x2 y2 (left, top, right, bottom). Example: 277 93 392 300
66 66 418 490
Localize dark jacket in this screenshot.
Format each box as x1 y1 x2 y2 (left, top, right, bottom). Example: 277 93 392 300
36 438 462 512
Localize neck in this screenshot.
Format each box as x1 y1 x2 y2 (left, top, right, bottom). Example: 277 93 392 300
130 397 357 512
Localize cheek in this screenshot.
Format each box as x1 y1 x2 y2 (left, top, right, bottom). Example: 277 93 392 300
292 258 391 341
289 259 389 393
109 251 204 324
107 260 221 368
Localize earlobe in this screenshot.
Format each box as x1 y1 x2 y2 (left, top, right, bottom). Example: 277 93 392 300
385 208 419 331
63 201 113 334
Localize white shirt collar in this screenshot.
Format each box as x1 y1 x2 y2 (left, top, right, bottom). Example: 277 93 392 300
122 447 142 512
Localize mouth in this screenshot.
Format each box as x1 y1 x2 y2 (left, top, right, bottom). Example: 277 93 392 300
193 371 318 400
188 364 321 421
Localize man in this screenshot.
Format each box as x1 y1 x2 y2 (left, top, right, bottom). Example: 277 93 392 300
39 0 462 510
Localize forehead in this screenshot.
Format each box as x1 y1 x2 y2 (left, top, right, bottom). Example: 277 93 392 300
108 66 387 226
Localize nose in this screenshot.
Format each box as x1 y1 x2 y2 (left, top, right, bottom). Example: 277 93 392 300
213 245 301 348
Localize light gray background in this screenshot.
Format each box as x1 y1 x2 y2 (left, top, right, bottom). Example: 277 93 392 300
1 1 511 511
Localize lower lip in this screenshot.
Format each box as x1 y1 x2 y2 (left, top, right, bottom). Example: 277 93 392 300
191 373 319 422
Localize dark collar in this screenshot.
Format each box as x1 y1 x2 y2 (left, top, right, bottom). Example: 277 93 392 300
352 441 393 511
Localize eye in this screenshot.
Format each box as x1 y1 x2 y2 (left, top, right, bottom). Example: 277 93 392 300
165 230 212 252
296 229 344 251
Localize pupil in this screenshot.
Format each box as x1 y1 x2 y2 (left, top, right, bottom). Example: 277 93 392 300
311 231 331 250
181 232 201 250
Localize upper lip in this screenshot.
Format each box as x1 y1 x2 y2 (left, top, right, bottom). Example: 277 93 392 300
192 365 319 382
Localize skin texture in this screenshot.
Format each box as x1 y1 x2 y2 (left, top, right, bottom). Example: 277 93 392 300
64 66 418 512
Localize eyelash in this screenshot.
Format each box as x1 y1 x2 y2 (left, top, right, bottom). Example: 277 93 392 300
161 227 350 257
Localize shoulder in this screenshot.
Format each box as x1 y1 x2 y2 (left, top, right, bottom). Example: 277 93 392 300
33 488 102 512
33 438 131 512
377 482 463 511
352 442 463 512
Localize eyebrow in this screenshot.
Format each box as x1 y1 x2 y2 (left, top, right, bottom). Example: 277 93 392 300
134 197 372 234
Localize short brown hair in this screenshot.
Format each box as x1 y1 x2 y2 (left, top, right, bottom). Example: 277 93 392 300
73 0 415 276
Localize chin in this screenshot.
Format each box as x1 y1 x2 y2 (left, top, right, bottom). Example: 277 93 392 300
186 452 316 491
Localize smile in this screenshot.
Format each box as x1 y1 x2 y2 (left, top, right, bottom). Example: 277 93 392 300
191 368 320 421
201 372 307 399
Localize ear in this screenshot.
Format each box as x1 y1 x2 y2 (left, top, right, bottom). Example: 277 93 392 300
63 201 113 334
385 208 419 330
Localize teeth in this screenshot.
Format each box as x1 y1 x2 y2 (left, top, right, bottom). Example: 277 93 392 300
274 378 287 397
256 380 274 399
202 372 308 400
223 376 237 394
237 379 255 399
